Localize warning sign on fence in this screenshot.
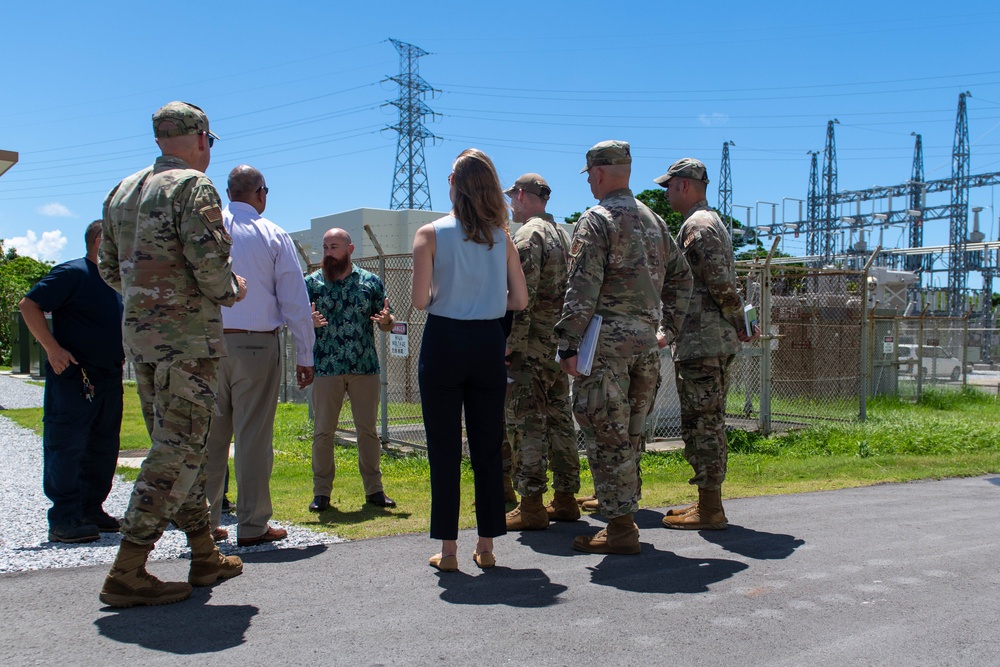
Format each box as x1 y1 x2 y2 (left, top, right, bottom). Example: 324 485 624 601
390 322 408 358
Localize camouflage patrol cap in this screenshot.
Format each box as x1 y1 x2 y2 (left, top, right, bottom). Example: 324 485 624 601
152 101 219 141
580 140 631 173
505 173 551 200
654 157 709 187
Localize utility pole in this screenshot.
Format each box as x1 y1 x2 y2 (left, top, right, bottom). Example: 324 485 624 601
806 150 821 258
718 141 733 232
386 39 439 211
821 119 840 263
948 92 971 313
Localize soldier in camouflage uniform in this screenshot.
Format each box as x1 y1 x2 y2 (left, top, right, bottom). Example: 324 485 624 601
654 158 757 531
98 102 247 607
556 141 693 555
502 174 580 531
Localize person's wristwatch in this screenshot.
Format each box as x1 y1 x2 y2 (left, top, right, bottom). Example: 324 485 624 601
558 348 578 360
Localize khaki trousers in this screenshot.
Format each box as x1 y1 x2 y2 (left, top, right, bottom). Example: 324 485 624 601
311 373 384 497
205 331 281 540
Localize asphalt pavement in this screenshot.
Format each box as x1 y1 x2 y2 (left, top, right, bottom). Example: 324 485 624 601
3 476 999 667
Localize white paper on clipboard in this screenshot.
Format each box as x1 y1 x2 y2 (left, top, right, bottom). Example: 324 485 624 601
576 315 602 376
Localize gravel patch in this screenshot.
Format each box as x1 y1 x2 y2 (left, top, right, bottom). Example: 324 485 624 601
0 374 344 575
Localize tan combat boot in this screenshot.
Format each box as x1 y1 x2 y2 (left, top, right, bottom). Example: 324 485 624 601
577 494 600 512
99 540 192 608
505 494 549 530
662 487 728 530
545 491 581 522
572 514 641 555
503 476 518 503
186 525 244 586
664 501 698 517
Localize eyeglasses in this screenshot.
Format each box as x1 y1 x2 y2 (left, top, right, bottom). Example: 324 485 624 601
257 186 269 195
202 131 215 148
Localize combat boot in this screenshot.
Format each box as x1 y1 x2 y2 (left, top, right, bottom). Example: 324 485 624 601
505 494 549 530
577 494 600 512
186 525 244 586
99 540 192 608
662 487 728 530
664 501 698 517
545 491 581 522
503 476 518 503
572 514 641 555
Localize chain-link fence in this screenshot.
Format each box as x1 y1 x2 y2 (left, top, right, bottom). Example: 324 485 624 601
245 244 1000 445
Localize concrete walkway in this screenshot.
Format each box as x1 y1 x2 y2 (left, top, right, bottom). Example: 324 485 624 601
2 475 998 666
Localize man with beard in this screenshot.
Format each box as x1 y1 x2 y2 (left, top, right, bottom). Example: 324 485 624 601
305 228 396 512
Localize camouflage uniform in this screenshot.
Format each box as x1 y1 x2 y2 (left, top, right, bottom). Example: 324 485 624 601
673 200 742 490
101 147 238 545
506 213 579 497
555 189 692 517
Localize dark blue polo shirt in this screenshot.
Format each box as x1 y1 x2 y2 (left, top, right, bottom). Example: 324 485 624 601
25 257 124 376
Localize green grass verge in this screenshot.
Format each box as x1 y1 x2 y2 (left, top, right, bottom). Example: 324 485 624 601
3 385 997 541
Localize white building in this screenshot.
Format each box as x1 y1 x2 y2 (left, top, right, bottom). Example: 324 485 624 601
290 208 447 267
289 207 578 267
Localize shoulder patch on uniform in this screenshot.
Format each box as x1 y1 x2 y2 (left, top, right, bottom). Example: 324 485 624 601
570 237 586 257
200 205 223 224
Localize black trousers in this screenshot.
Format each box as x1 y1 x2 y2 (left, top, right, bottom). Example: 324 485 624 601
42 363 123 528
419 314 508 540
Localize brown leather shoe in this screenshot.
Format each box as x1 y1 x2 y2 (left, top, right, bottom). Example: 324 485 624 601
237 525 288 547
212 527 228 542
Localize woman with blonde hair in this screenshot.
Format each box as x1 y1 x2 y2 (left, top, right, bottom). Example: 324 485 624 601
412 148 528 572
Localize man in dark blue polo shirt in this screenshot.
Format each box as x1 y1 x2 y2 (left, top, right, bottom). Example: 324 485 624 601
19 220 125 543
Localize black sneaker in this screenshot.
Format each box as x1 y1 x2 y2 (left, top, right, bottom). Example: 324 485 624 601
84 511 122 533
48 521 100 544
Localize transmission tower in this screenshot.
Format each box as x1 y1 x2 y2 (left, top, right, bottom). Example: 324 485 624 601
948 92 971 313
806 151 821 257
718 141 733 229
821 119 840 262
906 132 924 274
386 39 439 211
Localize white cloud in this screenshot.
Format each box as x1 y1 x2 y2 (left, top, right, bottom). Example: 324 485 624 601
37 202 74 218
698 113 730 127
5 230 69 263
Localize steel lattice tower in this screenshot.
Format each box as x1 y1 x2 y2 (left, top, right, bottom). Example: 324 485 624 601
948 92 971 313
821 119 840 262
387 39 439 210
806 151 821 257
906 132 925 274
718 141 733 228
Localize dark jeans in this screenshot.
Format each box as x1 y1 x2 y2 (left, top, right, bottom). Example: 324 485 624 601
419 314 508 540
42 363 123 528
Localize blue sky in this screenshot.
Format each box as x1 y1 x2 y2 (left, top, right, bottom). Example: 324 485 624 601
2 0 1000 292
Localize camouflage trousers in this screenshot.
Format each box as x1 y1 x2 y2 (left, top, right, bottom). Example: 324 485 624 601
572 349 660 518
506 352 580 497
121 357 219 545
674 354 735 490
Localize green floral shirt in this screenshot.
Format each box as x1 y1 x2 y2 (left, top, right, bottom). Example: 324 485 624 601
305 266 387 376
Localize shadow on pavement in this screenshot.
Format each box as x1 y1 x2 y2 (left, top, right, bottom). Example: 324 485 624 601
986 477 1000 487
95 589 257 653
700 524 804 560
587 546 748 594
236 543 329 564
435 567 568 607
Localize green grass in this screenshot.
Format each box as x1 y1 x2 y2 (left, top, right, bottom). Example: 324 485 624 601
3 385 998 541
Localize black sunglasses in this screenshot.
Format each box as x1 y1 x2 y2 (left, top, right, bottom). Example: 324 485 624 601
202 131 216 148
257 186 269 195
